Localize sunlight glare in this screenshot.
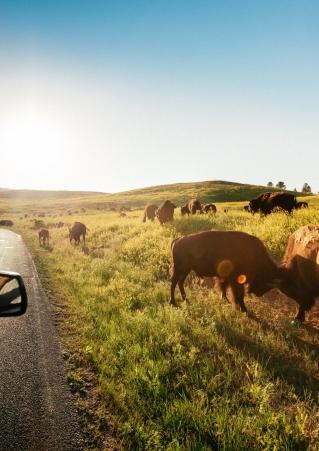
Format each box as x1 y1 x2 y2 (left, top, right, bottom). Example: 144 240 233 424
1 104 68 170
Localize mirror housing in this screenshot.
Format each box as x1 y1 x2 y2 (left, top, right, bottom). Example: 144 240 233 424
0 271 28 316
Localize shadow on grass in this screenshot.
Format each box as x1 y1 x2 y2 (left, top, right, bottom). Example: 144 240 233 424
41 244 54 252
216 320 319 400
247 309 319 358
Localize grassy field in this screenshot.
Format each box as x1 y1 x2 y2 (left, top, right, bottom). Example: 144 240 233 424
6 195 319 450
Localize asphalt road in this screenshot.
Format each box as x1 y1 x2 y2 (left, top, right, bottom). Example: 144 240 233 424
0 229 83 451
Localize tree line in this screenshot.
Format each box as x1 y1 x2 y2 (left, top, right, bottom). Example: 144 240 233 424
267 181 312 193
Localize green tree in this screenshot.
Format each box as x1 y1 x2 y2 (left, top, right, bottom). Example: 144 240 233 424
267 181 273 187
276 181 286 190
302 183 312 193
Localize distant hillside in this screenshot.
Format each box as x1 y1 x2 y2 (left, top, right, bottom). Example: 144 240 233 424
0 181 308 212
109 180 305 207
0 189 104 200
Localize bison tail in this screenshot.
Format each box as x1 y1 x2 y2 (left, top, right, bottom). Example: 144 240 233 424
142 214 146 223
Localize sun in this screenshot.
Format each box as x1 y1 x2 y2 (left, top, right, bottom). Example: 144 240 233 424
2 104 67 156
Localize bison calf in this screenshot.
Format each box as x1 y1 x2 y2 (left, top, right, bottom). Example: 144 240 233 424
279 224 319 322
38 228 49 246
202 203 217 214
170 230 283 312
142 204 158 222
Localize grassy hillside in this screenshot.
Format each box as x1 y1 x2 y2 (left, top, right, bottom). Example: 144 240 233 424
11 202 319 450
0 180 308 214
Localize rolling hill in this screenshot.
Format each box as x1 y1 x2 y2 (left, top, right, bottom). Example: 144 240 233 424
0 181 308 213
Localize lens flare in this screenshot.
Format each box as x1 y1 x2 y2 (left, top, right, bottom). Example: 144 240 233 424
217 259 234 278
237 274 247 284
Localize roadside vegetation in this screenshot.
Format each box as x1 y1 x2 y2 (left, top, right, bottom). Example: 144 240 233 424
8 195 318 450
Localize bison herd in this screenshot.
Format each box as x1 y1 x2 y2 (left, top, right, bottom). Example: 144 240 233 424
143 198 217 224
246 192 308 215
143 192 308 224
29 190 317 323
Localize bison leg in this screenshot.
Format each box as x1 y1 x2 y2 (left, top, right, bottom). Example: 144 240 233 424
295 296 315 322
227 283 247 313
178 274 188 301
170 272 179 306
214 278 228 301
170 270 189 306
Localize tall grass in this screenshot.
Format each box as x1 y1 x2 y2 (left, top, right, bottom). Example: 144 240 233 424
15 207 319 450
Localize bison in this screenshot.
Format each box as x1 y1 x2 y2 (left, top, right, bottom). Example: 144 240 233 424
181 205 190 216
0 220 14 227
69 222 87 245
202 203 217 213
156 200 176 224
142 204 158 222
249 192 297 215
279 224 319 322
296 201 309 209
34 219 45 229
38 228 49 246
187 199 202 215
55 221 64 228
170 230 284 312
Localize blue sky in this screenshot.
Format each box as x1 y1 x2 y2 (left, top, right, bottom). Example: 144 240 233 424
0 1 318 192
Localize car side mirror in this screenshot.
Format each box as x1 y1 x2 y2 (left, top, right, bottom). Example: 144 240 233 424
0 271 28 316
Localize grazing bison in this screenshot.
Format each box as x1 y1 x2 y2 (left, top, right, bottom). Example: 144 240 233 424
243 205 251 213
279 224 319 322
142 204 158 222
38 228 49 246
0 220 14 227
170 230 284 312
249 192 297 215
202 203 217 213
69 222 87 245
55 221 64 228
34 219 45 229
181 205 190 216
187 199 202 215
156 200 176 224
296 201 309 209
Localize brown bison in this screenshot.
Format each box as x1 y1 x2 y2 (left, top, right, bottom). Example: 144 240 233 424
279 224 319 322
69 222 87 245
142 204 158 222
0 220 14 226
187 199 202 215
156 200 176 224
170 230 284 312
34 219 45 229
55 221 64 228
243 205 251 213
202 203 217 213
181 205 190 216
38 228 49 246
249 192 297 215
296 201 309 209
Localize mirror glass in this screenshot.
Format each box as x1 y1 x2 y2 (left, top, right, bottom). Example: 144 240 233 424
0 274 27 316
